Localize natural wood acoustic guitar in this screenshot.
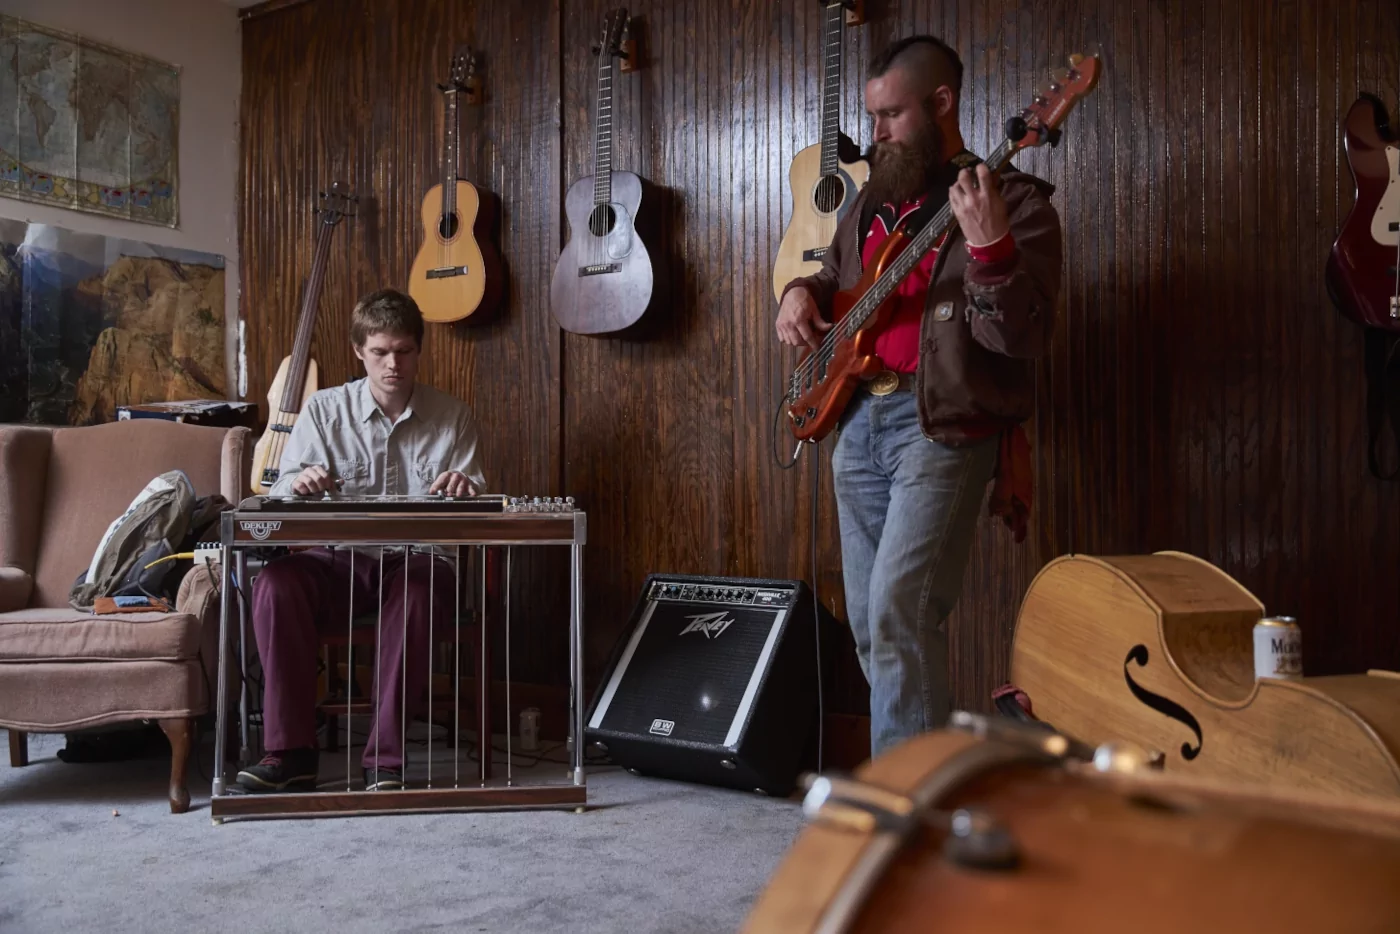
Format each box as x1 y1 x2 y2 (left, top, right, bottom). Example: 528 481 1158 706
249 183 355 494
549 9 654 335
408 47 502 324
1009 551 1400 800
770 0 868 304
782 55 1100 443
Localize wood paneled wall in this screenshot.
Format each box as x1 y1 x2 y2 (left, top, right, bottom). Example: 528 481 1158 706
240 0 1400 718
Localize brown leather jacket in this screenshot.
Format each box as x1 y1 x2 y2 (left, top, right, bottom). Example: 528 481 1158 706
782 168 1063 445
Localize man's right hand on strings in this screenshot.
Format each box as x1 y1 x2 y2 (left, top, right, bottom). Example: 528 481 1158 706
291 465 338 495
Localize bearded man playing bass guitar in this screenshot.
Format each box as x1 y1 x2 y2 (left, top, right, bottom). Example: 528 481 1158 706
775 36 1063 758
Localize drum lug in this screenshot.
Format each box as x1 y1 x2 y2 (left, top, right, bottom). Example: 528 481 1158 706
942 807 1021 871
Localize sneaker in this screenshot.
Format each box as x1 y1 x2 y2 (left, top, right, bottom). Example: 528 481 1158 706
237 748 319 793
363 766 405 791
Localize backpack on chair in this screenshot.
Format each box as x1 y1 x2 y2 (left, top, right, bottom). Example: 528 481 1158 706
70 469 197 611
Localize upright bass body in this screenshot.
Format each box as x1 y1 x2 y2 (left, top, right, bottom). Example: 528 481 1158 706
1010 552 1400 799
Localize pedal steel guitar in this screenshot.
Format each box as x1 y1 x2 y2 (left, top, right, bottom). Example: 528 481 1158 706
210 493 586 821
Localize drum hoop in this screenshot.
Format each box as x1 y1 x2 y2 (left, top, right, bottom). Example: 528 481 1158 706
812 739 1057 934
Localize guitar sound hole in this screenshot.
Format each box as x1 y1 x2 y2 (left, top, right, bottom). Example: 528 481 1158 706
438 212 460 240
813 174 846 214
588 204 617 237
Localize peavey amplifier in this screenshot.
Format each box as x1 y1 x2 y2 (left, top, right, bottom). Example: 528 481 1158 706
586 574 821 795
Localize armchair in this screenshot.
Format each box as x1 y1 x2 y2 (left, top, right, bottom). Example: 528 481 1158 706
0 419 249 812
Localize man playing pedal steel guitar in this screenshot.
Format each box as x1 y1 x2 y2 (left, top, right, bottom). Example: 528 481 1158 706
775 37 1062 757
238 288 487 793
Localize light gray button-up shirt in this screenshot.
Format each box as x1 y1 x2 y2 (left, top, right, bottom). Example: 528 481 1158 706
269 379 487 496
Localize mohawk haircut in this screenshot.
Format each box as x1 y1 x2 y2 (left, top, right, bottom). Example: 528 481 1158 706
868 35 964 102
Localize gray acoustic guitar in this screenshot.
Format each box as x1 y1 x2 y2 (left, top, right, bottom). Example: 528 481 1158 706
550 8 653 335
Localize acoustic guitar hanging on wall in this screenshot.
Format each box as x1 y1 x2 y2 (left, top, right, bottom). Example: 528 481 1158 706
408 46 503 324
550 8 654 335
771 0 868 303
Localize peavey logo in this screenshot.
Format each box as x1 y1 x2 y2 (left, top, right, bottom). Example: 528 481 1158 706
680 611 735 640
239 520 282 542
649 719 675 736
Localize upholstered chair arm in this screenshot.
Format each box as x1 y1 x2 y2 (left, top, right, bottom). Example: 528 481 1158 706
220 426 252 505
0 426 51 582
0 566 33 612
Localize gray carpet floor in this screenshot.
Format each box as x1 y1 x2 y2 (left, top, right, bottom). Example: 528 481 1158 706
0 730 804 934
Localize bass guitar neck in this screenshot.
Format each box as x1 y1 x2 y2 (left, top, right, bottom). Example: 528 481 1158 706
249 183 353 494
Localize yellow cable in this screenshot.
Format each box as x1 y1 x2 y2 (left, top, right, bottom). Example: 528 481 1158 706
142 552 195 570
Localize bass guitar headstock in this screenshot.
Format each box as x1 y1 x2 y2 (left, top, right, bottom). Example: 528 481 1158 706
316 181 356 226
1006 54 1102 151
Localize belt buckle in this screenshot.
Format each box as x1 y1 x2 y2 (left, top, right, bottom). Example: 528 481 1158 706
868 371 900 396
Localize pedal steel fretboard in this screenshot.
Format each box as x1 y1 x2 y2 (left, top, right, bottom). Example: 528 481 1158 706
224 495 585 546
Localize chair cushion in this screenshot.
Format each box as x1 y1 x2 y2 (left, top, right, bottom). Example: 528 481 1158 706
0 607 201 662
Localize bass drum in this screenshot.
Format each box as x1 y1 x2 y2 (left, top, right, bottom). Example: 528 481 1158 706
743 717 1400 934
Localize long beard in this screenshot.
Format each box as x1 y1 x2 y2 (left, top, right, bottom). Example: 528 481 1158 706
862 121 946 206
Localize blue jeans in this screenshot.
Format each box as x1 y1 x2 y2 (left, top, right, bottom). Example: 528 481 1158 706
831 390 998 759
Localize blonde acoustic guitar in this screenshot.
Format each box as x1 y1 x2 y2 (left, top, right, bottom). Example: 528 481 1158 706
771 0 868 304
408 47 502 325
1009 551 1400 800
249 183 354 494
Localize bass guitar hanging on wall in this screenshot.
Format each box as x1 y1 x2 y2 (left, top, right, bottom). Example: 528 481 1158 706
782 54 1101 443
409 46 503 324
550 8 654 335
249 183 355 494
1327 93 1400 330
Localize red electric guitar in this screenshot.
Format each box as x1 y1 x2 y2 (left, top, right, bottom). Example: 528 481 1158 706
782 55 1101 443
1327 94 1400 331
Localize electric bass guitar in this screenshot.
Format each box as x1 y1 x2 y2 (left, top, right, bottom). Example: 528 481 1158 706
771 0 868 303
782 54 1100 443
1327 93 1400 330
1009 552 1400 800
550 8 654 335
408 47 502 324
249 183 355 494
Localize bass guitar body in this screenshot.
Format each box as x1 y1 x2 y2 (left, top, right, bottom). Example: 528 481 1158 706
408 179 501 324
772 144 867 302
786 227 913 443
1327 93 1400 330
549 171 653 335
1010 552 1400 800
250 356 319 492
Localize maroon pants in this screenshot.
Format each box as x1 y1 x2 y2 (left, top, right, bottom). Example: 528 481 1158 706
251 548 457 768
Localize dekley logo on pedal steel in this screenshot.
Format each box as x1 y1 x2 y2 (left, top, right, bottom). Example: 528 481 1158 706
680 611 735 639
239 520 282 542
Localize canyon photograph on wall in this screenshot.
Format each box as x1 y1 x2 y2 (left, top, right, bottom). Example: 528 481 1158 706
0 218 226 425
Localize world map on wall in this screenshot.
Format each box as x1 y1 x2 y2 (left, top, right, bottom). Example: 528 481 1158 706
0 15 179 227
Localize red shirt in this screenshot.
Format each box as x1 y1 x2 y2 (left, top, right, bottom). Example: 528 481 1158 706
862 197 940 373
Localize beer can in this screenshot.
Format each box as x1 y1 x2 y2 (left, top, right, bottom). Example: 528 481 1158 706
1254 616 1302 679
519 706 541 751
